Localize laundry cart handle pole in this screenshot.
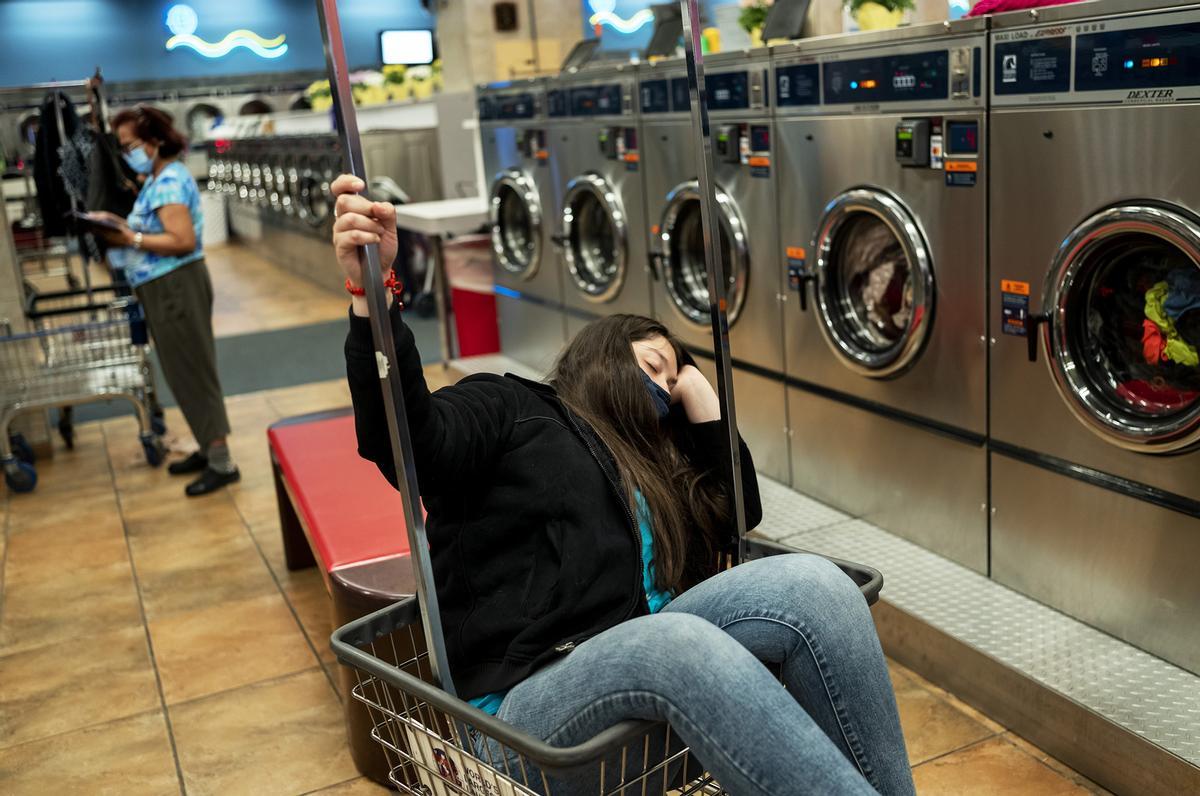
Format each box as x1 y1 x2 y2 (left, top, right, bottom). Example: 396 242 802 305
678 0 749 561
315 0 457 697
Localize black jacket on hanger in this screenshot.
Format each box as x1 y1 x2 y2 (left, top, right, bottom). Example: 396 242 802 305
32 91 80 237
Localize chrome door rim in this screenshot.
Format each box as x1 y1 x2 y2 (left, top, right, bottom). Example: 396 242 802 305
561 173 628 303
488 171 543 280
658 180 750 327
813 188 934 379
1043 203 1200 453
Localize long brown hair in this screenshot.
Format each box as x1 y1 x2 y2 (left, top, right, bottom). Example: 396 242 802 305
552 314 731 593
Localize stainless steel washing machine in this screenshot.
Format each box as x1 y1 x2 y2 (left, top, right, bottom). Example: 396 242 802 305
989 2 1200 674
774 19 989 571
552 64 653 337
640 51 789 483
479 79 566 374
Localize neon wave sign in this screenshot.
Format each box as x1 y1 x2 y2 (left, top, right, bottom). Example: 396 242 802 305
164 4 289 59
588 0 654 35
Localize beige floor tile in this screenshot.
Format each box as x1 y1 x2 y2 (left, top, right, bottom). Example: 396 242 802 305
228 479 282 529
307 776 393 794
150 591 316 704
282 567 336 663
132 530 278 620
171 668 357 795
894 660 1009 737
0 709 178 795
3 514 129 589
1002 733 1113 795
0 556 142 654
912 736 1093 795
893 669 999 766
5 480 120 535
0 625 159 748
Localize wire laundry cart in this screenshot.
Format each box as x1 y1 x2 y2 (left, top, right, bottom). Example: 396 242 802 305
332 544 883 796
1 291 165 492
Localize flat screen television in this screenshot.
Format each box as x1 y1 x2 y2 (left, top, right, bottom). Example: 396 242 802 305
380 30 437 65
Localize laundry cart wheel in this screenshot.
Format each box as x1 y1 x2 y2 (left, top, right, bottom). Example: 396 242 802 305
4 460 38 493
9 433 35 465
141 434 166 467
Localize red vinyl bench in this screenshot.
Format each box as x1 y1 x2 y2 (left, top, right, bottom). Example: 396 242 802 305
269 408 416 786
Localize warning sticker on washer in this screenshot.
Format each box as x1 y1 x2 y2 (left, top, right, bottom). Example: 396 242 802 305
1001 279 1030 336
786 246 807 291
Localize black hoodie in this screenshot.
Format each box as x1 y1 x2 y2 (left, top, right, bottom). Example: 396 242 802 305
345 302 762 699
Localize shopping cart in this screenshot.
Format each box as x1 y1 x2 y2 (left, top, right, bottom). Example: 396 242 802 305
331 543 883 796
1 293 165 492
23 285 168 448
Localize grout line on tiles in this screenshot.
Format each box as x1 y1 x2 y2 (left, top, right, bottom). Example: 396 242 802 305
908 733 1002 770
296 774 364 795
230 495 342 698
0 706 167 754
163 665 325 710
998 733 1114 795
101 423 189 796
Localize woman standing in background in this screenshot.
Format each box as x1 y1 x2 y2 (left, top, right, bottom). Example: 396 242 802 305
92 105 238 496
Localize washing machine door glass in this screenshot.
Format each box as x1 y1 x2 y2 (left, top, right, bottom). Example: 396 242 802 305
1043 204 1200 453
659 181 749 326
298 169 332 227
489 172 543 279
814 189 934 378
562 173 627 302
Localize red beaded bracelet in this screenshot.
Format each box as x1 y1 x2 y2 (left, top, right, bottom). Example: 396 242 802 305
346 270 405 304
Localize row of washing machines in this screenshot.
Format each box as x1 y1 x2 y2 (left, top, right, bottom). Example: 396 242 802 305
206 135 342 234
478 1 1200 676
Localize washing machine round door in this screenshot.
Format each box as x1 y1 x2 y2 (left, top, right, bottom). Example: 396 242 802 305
1040 203 1200 453
658 180 749 326
561 173 628 302
298 168 332 228
813 188 934 379
489 171 543 279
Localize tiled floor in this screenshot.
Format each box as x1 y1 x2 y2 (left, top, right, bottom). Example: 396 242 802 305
1 370 1108 795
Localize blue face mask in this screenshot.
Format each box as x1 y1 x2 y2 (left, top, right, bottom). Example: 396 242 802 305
640 370 672 420
123 145 154 175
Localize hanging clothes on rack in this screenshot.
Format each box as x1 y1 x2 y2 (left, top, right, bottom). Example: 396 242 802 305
86 130 138 217
32 91 81 236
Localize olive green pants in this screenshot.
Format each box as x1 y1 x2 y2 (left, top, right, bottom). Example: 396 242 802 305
135 259 231 449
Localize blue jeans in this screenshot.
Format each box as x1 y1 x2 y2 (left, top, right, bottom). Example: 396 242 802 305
474 553 914 796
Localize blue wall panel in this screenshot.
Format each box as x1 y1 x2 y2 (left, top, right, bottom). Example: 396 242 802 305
0 0 435 87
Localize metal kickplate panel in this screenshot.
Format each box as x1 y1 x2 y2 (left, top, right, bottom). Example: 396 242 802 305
759 479 1200 766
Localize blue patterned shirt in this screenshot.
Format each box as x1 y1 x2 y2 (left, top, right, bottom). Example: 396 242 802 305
117 160 204 287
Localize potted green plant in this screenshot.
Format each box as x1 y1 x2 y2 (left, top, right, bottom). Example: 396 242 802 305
738 0 772 47
844 0 914 30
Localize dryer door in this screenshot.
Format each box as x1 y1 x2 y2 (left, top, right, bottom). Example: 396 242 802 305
1040 203 1200 453
298 167 332 228
659 180 750 327
562 173 627 302
813 188 934 379
489 171 544 280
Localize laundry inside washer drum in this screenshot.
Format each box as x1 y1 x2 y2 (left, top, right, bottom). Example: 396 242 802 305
670 199 735 314
497 184 536 268
568 191 618 286
1069 234 1200 419
831 214 914 351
